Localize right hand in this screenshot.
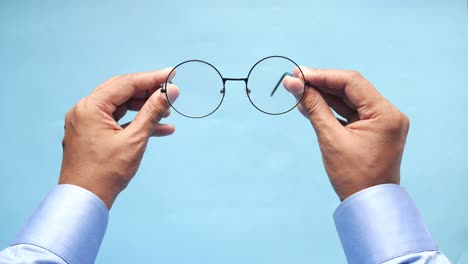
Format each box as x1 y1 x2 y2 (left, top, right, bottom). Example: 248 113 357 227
59 69 179 209
283 68 410 201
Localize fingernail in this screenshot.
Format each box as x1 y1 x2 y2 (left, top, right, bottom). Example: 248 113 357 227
284 79 304 99
168 91 178 102
292 66 306 78
300 66 318 73
163 86 179 102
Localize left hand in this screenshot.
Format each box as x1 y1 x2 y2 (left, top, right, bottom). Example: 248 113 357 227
283 67 409 201
59 69 179 209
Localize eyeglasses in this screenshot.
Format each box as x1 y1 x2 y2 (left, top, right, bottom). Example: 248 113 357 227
161 55 306 118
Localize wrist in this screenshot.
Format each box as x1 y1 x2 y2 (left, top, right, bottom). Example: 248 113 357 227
335 178 400 202
58 176 122 210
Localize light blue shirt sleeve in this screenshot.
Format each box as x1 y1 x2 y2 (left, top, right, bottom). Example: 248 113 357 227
0 184 109 264
0 183 451 264
334 183 451 264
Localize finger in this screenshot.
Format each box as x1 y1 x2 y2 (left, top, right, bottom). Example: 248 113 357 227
283 77 306 118
151 124 175 137
133 69 177 99
293 67 387 119
114 95 172 123
113 105 127 122
113 99 149 122
120 121 175 136
125 99 147 111
123 99 171 116
283 76 342 137
127 84 179 137
283 76 311 118
320 92 359 123
291 80 358 124
292 68 357 110
163 108 171 118
342 96 357 111
337 118 348 126
120 122 131 129
283 75 304 98
90 68 175 114
297 104 308 118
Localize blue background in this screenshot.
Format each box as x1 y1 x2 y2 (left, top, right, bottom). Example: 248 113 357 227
1 1 467 263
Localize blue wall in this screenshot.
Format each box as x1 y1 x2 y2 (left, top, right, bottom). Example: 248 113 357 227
1 1 467 263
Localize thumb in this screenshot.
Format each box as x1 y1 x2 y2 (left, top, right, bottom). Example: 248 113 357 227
283 75 341 138
128 84 179 137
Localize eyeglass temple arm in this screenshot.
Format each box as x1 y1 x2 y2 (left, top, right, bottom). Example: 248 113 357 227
270 72 313 97
270 72 293 97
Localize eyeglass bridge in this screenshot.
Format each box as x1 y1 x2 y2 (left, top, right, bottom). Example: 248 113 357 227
221 78 250 94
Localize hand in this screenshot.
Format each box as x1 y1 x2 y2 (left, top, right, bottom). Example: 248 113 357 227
59 69 179 209
284 68 410 201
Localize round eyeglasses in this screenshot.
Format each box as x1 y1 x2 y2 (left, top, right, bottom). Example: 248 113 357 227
161 55 306 118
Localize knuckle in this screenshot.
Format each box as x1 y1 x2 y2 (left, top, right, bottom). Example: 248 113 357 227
385 110 409 134
110 75 119 80
74 99 87 114
62 109 74 148
119 73 137 92
107 75 120 83
400 112 410 132
61 138 67 149
303 92 323 116
348 70 364 82
106 73 134 90
120 73 135 84
65 110 71 121
64 109 72 129
72 98 93 121
144 102 164 123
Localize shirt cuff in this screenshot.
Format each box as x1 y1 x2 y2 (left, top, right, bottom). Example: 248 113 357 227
333 184 438 264
12 184 109 264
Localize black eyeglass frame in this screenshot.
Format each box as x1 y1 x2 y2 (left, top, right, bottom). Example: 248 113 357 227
161 55 307 118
